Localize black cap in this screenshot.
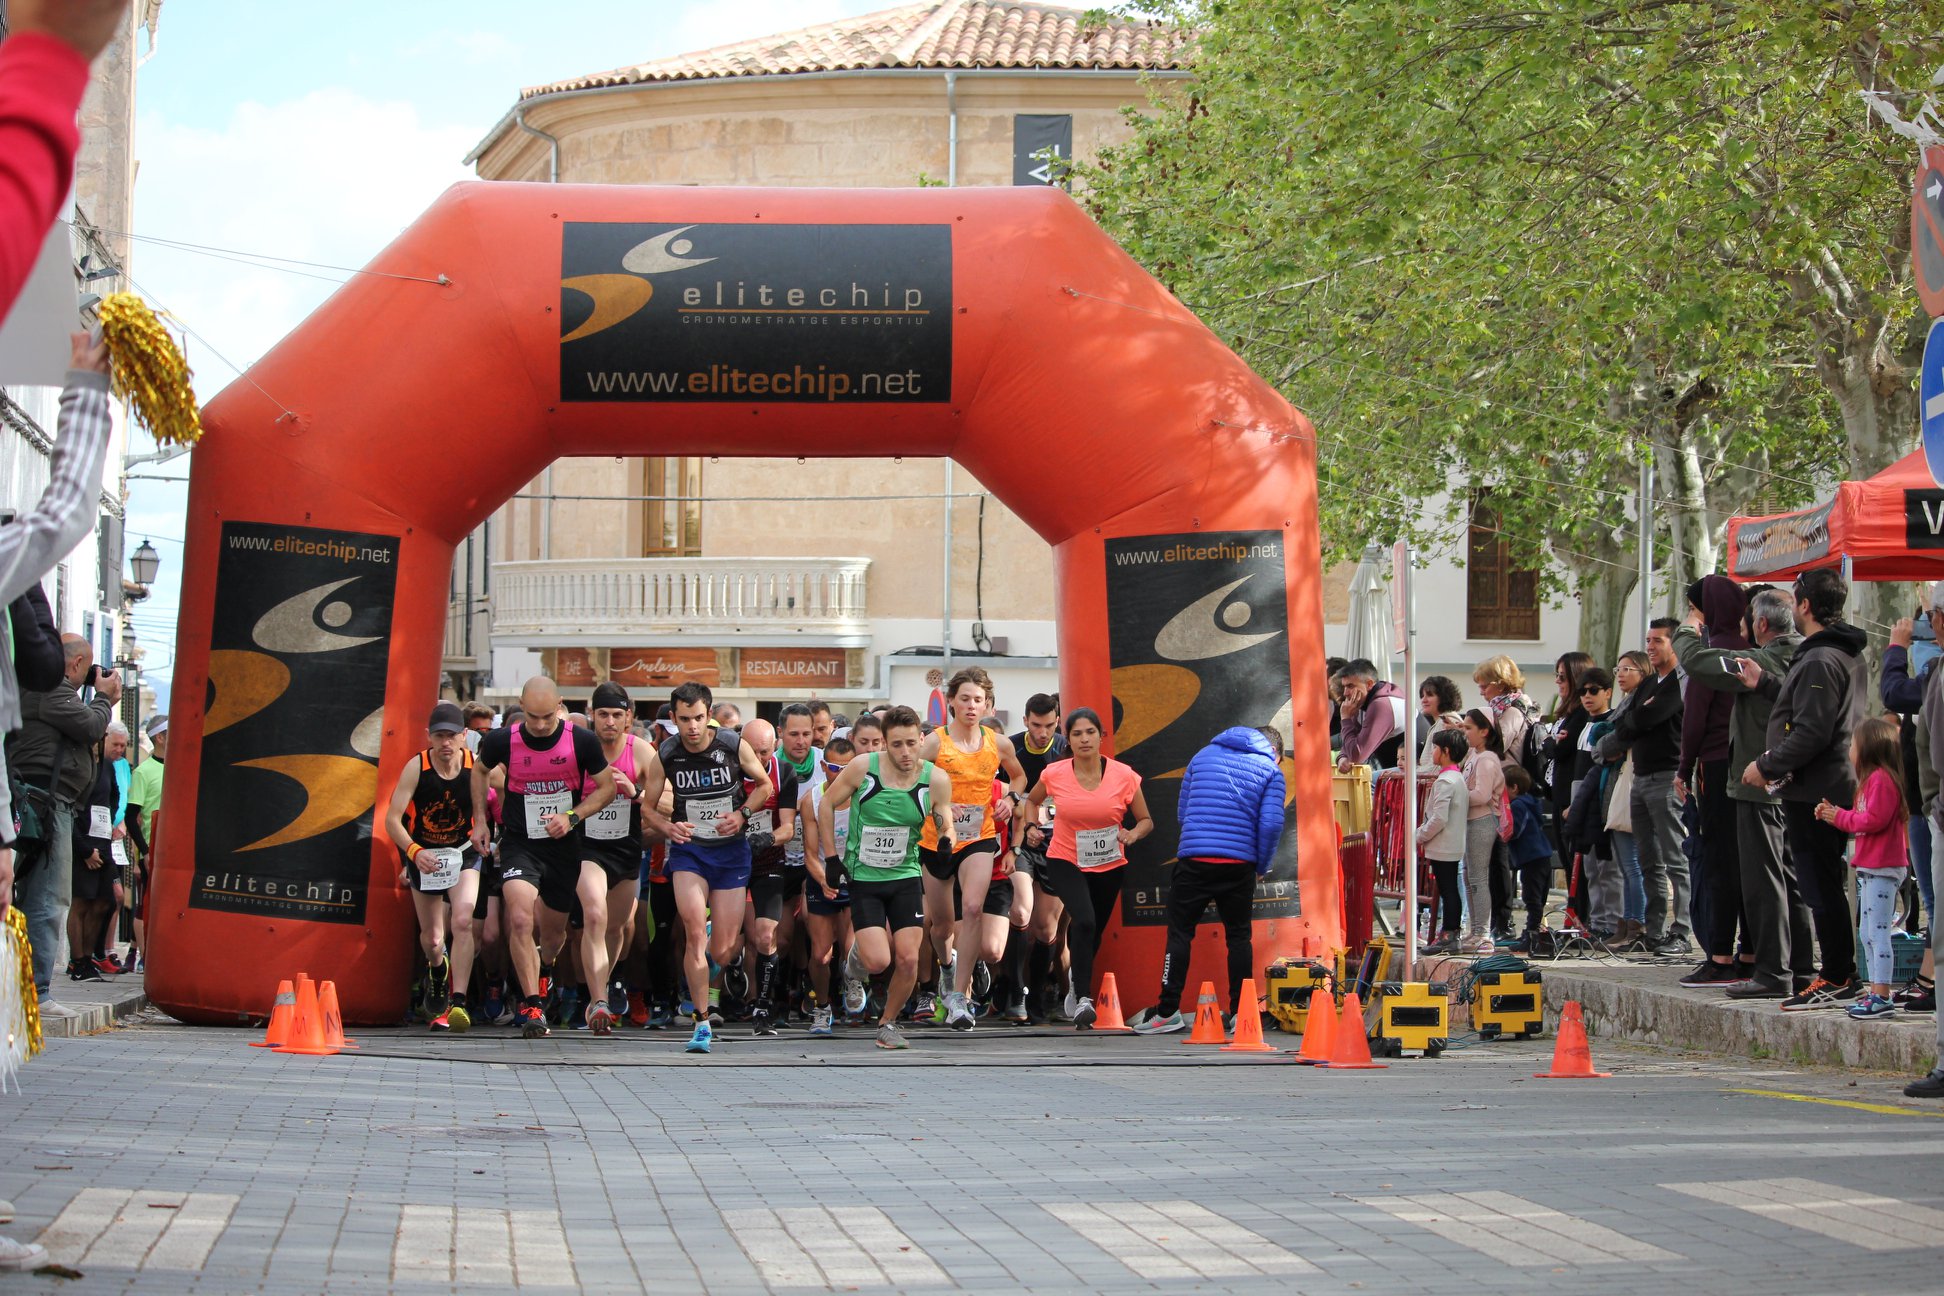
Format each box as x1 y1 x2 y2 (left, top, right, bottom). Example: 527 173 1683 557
428 701 465 735
591 681 631 712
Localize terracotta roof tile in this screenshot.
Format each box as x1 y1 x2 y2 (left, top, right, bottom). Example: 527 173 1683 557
522 1 1185 98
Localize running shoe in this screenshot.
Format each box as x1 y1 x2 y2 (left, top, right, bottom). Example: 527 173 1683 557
752 1007 778 1037
1846 992 1896 1020
1781 977 1853 1011
1129 1008 1187 1035
1892 978 1936 1012
723 965 751 1004
649 1002 674 1030
588 1002 615 1036
972 961 992 1000
809 1005 835 1037
445 1004 472 1033
608 980 629 1018
426 961 450 1016
944 991 975 1032
626 990 649 1028
90 956 121 979
517 1005 550 1039
430 1011 452 1032
0 1236 49 1272
68 958 105 982
1002 989 1030 1025
842 974 868 1016
480 989 505 1026
875 1023 909 1050
914 990 938 1021
686 1019 714 1054
1072 996 1097 1029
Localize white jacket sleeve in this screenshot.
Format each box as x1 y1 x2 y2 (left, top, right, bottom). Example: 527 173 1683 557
0 370 113 604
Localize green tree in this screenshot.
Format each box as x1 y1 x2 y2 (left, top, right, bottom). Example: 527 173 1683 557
1081 0 1932 663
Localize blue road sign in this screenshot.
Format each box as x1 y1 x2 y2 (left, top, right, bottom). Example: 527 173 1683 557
1926 319 1944 488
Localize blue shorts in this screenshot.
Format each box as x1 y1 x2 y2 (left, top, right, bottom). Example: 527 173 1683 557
665 838 753 892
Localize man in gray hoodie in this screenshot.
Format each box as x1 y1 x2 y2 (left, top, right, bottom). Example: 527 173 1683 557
1675 585 1808 999
1737 568 1868 1011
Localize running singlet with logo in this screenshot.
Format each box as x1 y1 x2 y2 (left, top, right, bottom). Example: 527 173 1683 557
475 722 607 844
744 754 799 872
659 728 745 847
409 749 476 849
1010 731 1068 790
846 755 934 882
581 737 642 846
920 726 1000 851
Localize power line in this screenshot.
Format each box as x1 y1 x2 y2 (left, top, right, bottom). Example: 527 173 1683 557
61 219 450 287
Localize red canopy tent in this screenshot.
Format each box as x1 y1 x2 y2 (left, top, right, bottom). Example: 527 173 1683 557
1725 449 1944 582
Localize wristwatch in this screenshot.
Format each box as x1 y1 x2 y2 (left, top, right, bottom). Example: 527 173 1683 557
564 809 579 826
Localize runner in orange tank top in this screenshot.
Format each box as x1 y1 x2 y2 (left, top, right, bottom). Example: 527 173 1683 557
917 667 1028 1030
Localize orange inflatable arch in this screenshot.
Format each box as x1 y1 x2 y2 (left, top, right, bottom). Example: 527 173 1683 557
145 183 1339 1025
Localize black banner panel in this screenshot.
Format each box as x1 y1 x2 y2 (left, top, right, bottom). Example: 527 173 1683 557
1105 531 1298 926
192 522 398 924
559 222 952 403
1013 114 1073 186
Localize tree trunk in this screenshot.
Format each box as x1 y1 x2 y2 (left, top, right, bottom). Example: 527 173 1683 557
1570 554 1638 667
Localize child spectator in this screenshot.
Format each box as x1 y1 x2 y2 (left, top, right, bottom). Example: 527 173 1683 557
1418 728 1470 952
1504 765 1554 942
1459 708 1507 951
1816 716 1910 1019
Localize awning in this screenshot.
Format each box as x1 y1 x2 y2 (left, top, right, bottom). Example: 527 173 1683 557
1724 449 1944 582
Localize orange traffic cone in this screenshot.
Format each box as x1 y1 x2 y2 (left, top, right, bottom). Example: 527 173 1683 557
1293 984 1337 1064
1092 974 1133 1033
318 980 357 1050
1220 979 1277 1053
1185 981 1227 1044
249 980 296 1049
1322 992 1388 1069
273 978 337 1056
1535 1001 1609 1078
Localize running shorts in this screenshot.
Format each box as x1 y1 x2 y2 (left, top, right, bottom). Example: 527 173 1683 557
405 846 481 895
665 838 753 892
750 868 806 923
850 876 924 932
982 877 1015 918
920 837 1000 882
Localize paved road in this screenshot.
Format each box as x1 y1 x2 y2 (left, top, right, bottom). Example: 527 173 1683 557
4 1015 1942 1293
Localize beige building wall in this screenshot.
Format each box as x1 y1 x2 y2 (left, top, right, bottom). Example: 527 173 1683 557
478 72 1165 632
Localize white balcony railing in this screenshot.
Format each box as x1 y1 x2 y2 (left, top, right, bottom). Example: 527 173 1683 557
491 557 870 639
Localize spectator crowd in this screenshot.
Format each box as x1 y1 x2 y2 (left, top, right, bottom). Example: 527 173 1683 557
1330 568 1944 1101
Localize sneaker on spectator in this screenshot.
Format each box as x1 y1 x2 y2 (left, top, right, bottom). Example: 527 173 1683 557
1906 1069 1944 1099
67 957 104 983
1680 961 1741 987
1846 992 1897 1019
90 956 120 979
0 1235 48 1272
1780 977 1853 1011
1128 1007 1188 1035
1891 978 1936 1013
39 999 79 1020
1651 934 1693 957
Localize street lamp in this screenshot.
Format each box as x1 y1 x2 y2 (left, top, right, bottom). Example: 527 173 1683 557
129 538 159 589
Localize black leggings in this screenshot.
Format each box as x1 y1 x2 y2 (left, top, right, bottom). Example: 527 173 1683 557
1040 857 1124 1002
1429 858 1463 935
647 880 680 1003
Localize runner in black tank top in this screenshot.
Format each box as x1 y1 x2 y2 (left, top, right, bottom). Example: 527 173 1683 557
383 702 484 1033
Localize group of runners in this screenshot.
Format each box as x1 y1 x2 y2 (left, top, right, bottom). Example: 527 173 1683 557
383 668 1153 1051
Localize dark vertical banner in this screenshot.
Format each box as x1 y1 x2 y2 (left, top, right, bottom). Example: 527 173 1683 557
1013 114 1073 186
192 522 398 924
1105 531 1297 926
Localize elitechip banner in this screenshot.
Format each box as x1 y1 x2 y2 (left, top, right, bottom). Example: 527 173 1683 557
191 522 398 924
559 222 952 403
1106 531 1299 926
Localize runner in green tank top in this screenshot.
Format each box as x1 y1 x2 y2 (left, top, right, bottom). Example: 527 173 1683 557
819 706 955 1048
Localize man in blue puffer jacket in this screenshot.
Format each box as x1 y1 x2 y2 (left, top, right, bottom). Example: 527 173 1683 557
1130 726 1287 1034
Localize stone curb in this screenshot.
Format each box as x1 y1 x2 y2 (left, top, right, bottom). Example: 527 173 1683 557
38 973 150 1039
1416 954 1938 1075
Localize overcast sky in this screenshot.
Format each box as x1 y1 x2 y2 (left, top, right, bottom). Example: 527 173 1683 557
123 0 895 700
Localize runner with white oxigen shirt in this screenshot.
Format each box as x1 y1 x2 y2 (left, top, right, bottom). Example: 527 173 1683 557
918 667 1029 1031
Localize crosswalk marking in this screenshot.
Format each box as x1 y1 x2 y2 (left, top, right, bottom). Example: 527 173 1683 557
36 1189 238 1272
393 1205 577 1287
723 1206 945 1289
1356 1190 1679 1266
1664 1177 1944 1252
1043 1201 1314 1279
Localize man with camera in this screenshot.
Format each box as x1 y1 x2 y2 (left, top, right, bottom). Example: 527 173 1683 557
9 634 121 1017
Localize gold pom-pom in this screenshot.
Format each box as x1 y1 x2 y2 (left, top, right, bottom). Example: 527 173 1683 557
98 292 201 446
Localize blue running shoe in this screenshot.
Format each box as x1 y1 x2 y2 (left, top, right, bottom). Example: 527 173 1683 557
686 1019 714 1054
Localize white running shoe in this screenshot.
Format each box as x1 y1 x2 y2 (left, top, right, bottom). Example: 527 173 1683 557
1073 997 1097 1029
0 1235 48 1272
945 990 975 1031
809 1005 834 1037
842 974 868 1016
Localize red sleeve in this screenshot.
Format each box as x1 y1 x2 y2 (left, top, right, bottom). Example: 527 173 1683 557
0 32 90 314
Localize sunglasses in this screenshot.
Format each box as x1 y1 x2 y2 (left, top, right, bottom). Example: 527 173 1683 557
1580 685 1609 696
